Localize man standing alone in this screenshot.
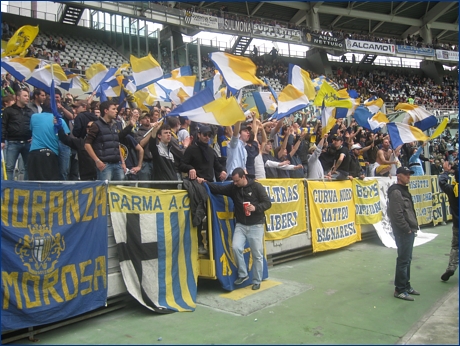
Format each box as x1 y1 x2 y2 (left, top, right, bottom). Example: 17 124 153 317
199 168 272 290
387 166 420 301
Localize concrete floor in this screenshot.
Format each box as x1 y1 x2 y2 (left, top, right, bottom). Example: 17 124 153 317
7 223 459 345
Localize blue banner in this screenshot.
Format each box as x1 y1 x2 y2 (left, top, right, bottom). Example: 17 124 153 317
206 183 268 291
1 181 108 331
396 45 435 57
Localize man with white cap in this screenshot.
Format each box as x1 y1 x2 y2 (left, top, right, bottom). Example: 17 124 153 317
387 166 420 301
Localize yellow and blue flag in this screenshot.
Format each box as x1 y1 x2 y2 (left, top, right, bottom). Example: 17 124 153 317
288 64 316 100
209 52 265 95
386 122 429 148
130 53 163 90
354 106 388 133
1 57 39 82
312 75 339 92
276 84 309 119
85 63 117 92
395 103 438 131
109 186 198 312
26 63 68 94
253 91 277 115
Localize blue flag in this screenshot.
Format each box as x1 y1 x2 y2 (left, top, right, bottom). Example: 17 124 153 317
205 183 269 291
1 181 108 331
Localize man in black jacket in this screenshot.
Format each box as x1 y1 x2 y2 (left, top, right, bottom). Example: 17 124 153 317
1 89 34 180
387 166 420 301
199 168 272 290
438 161 459 282
180 125 227 182
57 120 97 180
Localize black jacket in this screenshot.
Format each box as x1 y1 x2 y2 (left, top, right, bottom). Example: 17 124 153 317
1 104 34 143
149 138 178 182
58 128 97 180
207 178 272 225
73 111 98 139
183 178 208 227
439 171 458 228
180 141 225 182
387 183 419 235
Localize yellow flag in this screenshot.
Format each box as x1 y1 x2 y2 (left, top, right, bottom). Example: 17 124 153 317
2 25 39 58
314 81 341 107
430 118 449 140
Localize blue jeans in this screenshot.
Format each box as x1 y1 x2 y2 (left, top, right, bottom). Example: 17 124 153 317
5 141 30 180
58 142 71 180
97 162 125 181
394 232 415 293
232 223 264 284
137 161 153 181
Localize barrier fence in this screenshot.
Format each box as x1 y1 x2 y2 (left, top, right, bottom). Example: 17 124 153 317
1 175 453 332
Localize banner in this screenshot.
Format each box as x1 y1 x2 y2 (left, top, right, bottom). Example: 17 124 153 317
364 176 438 249
261 179 307 240
409 176 432 225
430 176 444 226
1 181 108 331
217 18 252 34
252 23 302 42
345 39 395 55
307 180 361 253
184 10 218 29
108 186 198 312
396 45 435 57
352 179 382 224
435 50 459 62
206 183 268 291
303 32 345 49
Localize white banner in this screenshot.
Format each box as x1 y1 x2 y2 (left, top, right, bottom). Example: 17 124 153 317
364 177 437 249
435 50 459 61
346 39 395 55
184 10 218 29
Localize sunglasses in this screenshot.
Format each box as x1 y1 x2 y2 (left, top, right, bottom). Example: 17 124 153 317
201 132 212 137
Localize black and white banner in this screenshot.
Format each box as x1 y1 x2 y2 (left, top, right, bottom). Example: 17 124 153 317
252 23 302 42
303 32 345 49
346 39 395 55
217 18 252 34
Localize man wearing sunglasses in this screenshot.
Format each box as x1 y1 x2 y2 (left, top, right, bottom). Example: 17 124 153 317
180 125 227 255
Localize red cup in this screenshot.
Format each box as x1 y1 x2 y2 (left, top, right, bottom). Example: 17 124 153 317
243 202 251 216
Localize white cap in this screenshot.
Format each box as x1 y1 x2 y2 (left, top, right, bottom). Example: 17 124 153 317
351 143 362 150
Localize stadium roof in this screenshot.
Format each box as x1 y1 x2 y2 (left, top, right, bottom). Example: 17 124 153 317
181 1 459 44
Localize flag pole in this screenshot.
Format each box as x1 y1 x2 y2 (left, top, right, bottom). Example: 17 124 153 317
1 150 7 180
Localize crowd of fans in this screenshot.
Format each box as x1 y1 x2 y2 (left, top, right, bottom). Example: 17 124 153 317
1 74 458 185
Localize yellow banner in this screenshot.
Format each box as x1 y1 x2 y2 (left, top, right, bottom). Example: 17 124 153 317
352 179 382 224
307 180 361 253
260 179 307 241
408 176 432 225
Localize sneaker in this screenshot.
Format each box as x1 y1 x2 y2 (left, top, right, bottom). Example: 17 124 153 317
407 288 420 295
252 284 260 290
198 245 208 255
441 270 455 282
234 276 249 285
394 291 414 301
